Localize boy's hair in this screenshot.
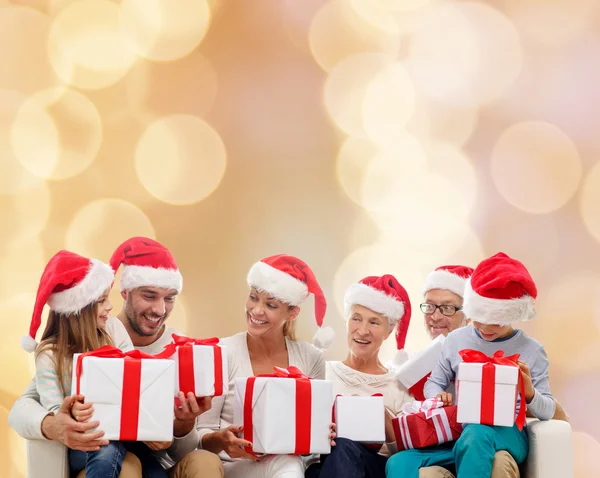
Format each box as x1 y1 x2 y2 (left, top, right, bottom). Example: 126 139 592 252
36 301 113 394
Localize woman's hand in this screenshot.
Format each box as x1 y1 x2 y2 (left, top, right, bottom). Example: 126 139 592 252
71 395 94 423
144 440 174 451
436 392 453 406
203 425 260 461
329 422 337 447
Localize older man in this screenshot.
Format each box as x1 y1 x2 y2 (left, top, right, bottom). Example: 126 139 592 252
8 237 223 478
418 264 567 478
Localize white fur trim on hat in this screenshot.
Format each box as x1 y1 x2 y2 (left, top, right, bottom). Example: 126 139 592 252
47 259 114 314
423 269 467 298
463 279 536 325
344 283 405 325
313 326 335 351
247 261 309 306
120 265 183 293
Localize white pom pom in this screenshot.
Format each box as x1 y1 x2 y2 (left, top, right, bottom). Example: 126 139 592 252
392 348 409 367
313 326 335 351
21 335 38 353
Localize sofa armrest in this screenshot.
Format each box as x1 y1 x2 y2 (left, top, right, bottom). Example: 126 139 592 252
522 418 573 478
27 439 68 478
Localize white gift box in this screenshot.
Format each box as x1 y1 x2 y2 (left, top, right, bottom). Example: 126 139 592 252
73 353 175 441
168 344 228 397
395 334 445 399
233 376 333 454
334 395 385 444
456 362 519 427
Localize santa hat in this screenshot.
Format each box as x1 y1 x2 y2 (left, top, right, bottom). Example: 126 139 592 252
247 254 334 350
344 274 412 367
110 237 182 293
423 265 474 298
22 250 114 353
463 252 537 325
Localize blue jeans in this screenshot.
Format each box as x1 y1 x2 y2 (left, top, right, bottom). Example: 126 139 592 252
305 437 388 478
69 441 167 478
386 424 528 478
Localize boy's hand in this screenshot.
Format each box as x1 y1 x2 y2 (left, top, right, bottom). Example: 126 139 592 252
436 392 453 406
517 360 535 402
71 396 94 423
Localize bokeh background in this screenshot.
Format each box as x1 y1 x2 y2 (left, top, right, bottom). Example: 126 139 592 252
1 0 599 475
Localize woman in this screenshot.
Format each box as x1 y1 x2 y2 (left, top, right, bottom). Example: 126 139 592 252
305 274 414 478
197 254 336 478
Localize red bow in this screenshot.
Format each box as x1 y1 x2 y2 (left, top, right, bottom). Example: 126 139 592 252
458 349 526 430
75 345 161 440
155 334 220 359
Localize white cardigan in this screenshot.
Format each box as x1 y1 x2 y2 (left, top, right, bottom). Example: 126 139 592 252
196 331 326 459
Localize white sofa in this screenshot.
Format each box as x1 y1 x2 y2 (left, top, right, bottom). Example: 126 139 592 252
26 418 573 478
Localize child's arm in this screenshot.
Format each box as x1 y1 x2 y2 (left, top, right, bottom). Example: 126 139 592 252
423 341 455 399
523 346 555 421
35 351 65 413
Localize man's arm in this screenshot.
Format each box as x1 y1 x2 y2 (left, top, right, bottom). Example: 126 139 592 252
8 379 52 440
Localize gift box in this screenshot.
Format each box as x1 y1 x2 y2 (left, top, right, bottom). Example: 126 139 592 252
394 335 445 400
233 366 333 455
392 398 462 451
73 346 175 441
456 349 525 429
333 395 385 444
157 334 228 398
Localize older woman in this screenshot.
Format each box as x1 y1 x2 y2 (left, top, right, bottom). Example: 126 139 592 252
196 254 336 478
305 274 414 478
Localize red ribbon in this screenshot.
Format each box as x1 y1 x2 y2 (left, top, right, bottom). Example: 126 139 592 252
458 349 526 430
156 334 224 397
75 345 159 440
243 366 313 454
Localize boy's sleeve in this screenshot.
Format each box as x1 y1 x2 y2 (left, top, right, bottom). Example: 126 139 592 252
526 345 555 421
424 338 455 399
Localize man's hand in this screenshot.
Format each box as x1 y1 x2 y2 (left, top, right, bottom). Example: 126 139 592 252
173 393 212 437
518 360 535 402
144 440 174 451
42 395 108 452
436 392 453 406
71 396 94 423
328 422 337 447
202 425 259 461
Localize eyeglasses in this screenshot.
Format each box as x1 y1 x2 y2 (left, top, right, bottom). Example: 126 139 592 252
420 303 462 317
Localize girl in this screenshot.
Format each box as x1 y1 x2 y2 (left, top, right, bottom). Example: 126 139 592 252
23 250 165 478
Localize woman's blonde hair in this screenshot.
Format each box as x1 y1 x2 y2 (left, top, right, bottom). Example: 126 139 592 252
36 302 113 395
283 314 297 341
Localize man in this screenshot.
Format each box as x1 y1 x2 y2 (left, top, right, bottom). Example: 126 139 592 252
8 237 223 478
418 264 568 478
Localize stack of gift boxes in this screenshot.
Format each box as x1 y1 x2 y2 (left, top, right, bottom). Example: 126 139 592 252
74 333 525 452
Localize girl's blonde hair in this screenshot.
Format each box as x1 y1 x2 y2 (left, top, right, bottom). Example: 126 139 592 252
35 302 113 395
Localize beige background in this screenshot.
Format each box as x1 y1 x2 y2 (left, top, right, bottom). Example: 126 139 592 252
1 0 599 475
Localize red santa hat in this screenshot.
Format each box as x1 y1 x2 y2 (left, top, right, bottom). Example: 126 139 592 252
247 254 334 350
110 237 182 293
344 274 412 366
22 250 114 353
463 252 537 325
423 265 474 298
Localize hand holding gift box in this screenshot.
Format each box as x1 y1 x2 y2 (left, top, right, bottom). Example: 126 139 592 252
156 334 228 398
73 345 175 441
233 366 333 455
456 349 526 429
394 335 445 400
392 398 462 451
333 395 385 444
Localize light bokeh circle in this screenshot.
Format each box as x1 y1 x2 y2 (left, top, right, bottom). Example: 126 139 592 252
490 121 582 213
580 160 600 244
135 115 227 205
309 0 401 72
120 0 211 62
11 87 102 180
48 0 138 90
65 198 156 260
